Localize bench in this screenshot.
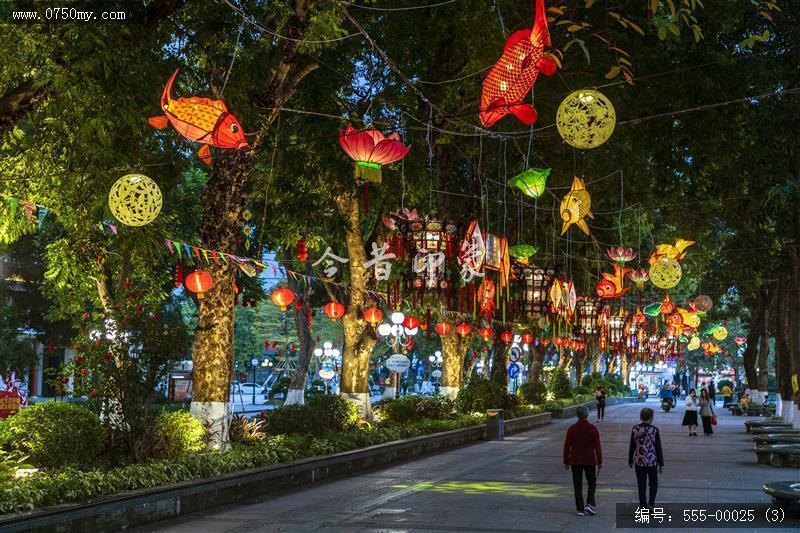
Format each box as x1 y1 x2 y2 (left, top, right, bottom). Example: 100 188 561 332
755 444 800 467
750 427 800 436
745 419 786 432
763 481 800 518
753 434 800 445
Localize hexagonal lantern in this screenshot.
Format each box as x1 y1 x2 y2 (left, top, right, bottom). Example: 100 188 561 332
517 264 556 316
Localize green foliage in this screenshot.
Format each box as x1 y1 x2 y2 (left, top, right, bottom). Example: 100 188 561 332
229 415 267 445
152 411 204 459
374 395 455 424
455 378 515 413
549 368 573 400
265 395 358 435
574 385 589 396
270 376 292 398
0 449 33 482
517 381 548 404
4 402 104 469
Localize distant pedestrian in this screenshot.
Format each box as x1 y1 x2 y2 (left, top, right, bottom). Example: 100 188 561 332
595 386 606 421
563 406 602 516
682 389 699 436
708 380 716 406
721 383 732 405
671 382 680 407
629 408 664 509
699 389 715 436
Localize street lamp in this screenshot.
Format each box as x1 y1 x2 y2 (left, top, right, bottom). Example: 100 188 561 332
250 357 258 405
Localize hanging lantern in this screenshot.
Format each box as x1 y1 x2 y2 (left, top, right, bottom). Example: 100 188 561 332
692 295 713 312
271 287 295 311
608 309 627 344
518 264 556 316
649 257 682 289
174 264 184 287
521 332 534 344
339 125 411 183
479 327 493 342
500 331 514 344
296 240 308 262
363 306 383 325
323 301 345 321
576 296 600 335
661 294 675 315
435 321 452 336
542 338 551 347
549 278 563 313
606 246 637 264
184 270 213 299
556 89 616 149
509 244 540 265
108 174 163 227
403 316 420 330
712 326 728 341
509 168 550 199
627 268 650 291
456 322 471 337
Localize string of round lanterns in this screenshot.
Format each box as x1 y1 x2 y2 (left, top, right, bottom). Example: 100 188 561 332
363 306 383 325
435 321 452 336
271 287 295 311
323 301 345 321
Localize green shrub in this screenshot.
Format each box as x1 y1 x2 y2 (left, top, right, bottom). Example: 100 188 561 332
415 396 455 419
270 376 291 398
374 396 424 423
549 368 573 399
0 419 9 450
4 402 104 469
455 378 514 413
152 411 205 458
266 395 358 435
517 380 547 404
574 385 589 396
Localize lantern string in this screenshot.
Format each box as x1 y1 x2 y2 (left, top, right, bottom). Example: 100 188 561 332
220 16 244 96
342 0 456 11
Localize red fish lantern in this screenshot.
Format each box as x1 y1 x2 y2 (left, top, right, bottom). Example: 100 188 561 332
456 322 471 337
184 270 213 299
148 69 248 164
323 301 345 321
338 126 411 183
596 264 632 299
477 279 496 319
435 322 452 336
271 287 295 311
479 0 557 127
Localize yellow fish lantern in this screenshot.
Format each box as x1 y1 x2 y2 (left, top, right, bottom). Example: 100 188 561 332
687 336 701 350
560 176 593 235
712 326 728 340
678 307 701 329
648 238 695 265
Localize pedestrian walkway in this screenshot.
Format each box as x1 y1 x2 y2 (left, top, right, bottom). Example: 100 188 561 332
144 400 798 532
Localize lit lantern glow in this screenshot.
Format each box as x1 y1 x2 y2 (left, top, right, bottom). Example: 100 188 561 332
363 306 383 325
323 301 345 321
108 174 162 227
556 89 616 149
435 322 452 336
339 125 411 183
509 168 549 199
271 287 295 311
456 322 471 337
500 331 514 344
479 327 493 342
184 270 213 299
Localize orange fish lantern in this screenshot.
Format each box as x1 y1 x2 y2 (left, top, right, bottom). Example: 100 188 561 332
148 69 248 165
596 264 631 299
479 0 557 127
338 126 411 183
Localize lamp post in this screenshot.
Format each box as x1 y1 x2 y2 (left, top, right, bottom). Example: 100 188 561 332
250 357 258 405
377 311 416 399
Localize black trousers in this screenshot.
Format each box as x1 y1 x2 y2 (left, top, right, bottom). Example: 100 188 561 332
571 465 597 511
701 415 713 435
596 403 605 420
635 465 658 506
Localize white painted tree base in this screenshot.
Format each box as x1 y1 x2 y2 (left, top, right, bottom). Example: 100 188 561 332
439 386 460 399
284 388 305 406
776 394 783 418
341 391 372 419
191 401 229 450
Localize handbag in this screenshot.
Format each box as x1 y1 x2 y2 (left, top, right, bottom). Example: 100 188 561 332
711 415 718 425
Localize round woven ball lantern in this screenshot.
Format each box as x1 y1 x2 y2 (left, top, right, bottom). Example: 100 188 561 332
108 174 162 227
556 90 616 149
649 257 682 289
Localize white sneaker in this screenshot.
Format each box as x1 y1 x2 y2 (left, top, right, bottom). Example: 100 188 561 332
576 511 585 516
585 505 596 516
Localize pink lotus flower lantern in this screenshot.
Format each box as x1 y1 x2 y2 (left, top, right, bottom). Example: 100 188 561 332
606 246 637 264
627 268 650 291
339 125 411 183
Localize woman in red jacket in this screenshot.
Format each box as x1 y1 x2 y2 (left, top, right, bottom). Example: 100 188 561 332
563 406 602 516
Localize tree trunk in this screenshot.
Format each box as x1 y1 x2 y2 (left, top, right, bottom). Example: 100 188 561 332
775 276 792 405
620 351 631 389
557 349 570 370
285 261 313 405
527 344 545 383
335 191 376 418
440 331 473 399
742 301 764 394
190 150 251 449
607 353 618 375
757 301 770 399
490 340 508 388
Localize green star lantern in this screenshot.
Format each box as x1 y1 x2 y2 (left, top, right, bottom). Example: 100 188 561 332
509 168 550 199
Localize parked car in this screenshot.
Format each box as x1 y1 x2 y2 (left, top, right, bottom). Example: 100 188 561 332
238 382 265 395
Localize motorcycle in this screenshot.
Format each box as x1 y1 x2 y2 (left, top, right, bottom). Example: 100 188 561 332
661 398 672 412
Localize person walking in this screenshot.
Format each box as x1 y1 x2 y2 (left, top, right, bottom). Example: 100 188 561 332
721 382 732 406
595 386 606 421
671 382 680 407
708 380 717 406
699 389 715 436
628 407 664 509
682 389 699 436
563 406 602 516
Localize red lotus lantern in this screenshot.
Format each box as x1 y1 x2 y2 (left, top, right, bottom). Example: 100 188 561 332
339 125 411 183
323 301 345 321
479 327 493 342
296 239 308 262
184 270 213 299
403 316 420 330
456 322 471 337
271 287 295 311
435 321 452 336
500 331 514 344
521 333 534 344
363 306 383 325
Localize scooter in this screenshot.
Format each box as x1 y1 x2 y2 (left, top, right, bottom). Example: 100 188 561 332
661 398 672 412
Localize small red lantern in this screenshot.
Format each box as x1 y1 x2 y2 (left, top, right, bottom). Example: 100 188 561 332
419 321 429 331
542 338 551 346
174 264 184 287
363 306 383 325
184 270 213 299
456 322 471 337
479 327 493 341
521 333 534 344
403 316 420 330
297 239 308 262
500 331 514 344
323 301 345 321
271 287 295 311
435 321 452 336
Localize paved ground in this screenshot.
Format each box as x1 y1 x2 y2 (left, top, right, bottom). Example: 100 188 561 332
144 399 799 532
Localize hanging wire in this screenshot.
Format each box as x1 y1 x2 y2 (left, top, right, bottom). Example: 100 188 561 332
223 0 360 43
220 17 244 96
342 0 456 11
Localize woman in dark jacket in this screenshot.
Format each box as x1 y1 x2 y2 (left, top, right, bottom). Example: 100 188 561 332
629 407 664 508
595 386 606 421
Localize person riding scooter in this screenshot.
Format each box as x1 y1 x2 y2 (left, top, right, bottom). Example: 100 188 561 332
659 380 673 412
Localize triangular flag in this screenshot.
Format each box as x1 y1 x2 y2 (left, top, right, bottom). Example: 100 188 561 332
37 207 48 227
165 240 174 254
192 246 202 260
211 251 219 264
175 244 182 259
105 222 118 235
22 201 36 221
183 244 192 259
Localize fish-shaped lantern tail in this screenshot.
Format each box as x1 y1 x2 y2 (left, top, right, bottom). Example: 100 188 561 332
479 0 557 127
560 177 593 235
148 69 248 165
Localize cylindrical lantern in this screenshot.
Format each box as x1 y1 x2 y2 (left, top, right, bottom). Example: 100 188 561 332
271 287 295 311
521 333 534 344
363 306 383 325
520 265 556 316
576 296 600 335
323 301 345 321
456 322 471 337
435 321 452 336
184 270 213 299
